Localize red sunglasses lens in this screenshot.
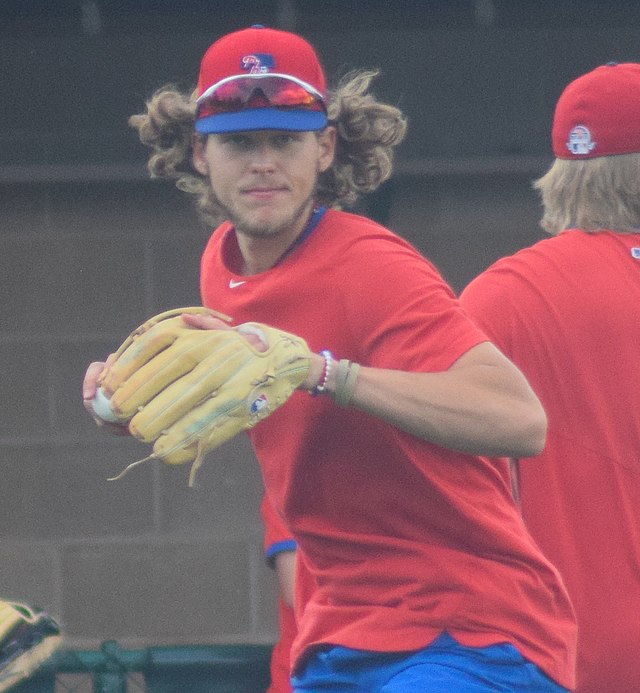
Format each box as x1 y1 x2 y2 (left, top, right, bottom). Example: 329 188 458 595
197 77 325 118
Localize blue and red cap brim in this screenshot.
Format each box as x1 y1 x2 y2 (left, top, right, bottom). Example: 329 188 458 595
195 107 328 134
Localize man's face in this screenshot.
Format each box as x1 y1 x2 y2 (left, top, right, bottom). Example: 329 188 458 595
193 128 335 241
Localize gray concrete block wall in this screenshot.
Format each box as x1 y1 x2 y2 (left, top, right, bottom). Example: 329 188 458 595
384 173 546 293
0 179 277 648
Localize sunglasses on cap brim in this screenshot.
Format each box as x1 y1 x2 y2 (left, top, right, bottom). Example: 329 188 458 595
196 74 327 119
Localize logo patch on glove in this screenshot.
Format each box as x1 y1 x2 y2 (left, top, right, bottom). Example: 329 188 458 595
250 394 269 416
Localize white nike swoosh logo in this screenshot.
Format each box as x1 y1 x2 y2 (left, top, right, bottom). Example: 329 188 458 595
229 279 247 288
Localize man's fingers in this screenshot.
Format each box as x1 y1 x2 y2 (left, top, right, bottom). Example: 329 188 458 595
181 313 232 331
180 314 268 352
82 361 107 399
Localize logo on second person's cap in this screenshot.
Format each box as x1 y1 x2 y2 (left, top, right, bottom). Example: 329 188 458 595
566 125 596 155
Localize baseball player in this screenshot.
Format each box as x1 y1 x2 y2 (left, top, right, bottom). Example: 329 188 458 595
460 62 640 692
83 26 577 691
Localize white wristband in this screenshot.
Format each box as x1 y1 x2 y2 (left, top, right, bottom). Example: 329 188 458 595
309 350 334 396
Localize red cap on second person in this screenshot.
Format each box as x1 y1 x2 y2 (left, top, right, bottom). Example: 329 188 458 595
552 62 640 159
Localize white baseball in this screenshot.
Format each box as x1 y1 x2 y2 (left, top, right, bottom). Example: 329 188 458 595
91 387 125 423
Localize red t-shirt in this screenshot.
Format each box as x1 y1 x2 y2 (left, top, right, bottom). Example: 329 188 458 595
201 209 576 689
460 229 640 692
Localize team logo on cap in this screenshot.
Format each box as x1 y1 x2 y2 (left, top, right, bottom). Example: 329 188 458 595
241 53 276 74
566 125 596 155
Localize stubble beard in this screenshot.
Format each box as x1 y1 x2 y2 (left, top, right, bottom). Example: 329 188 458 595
217 190 317 240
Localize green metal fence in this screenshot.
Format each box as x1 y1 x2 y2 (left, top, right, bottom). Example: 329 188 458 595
13 641 273 693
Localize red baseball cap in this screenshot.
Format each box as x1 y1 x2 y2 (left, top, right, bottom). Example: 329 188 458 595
552 62 640 159
195 25 328 134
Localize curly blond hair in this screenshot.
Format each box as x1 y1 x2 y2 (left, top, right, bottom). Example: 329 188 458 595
128 70 407 227
533 153 640 235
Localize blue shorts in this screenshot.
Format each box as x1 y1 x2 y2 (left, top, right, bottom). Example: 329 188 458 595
291 632 568 692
